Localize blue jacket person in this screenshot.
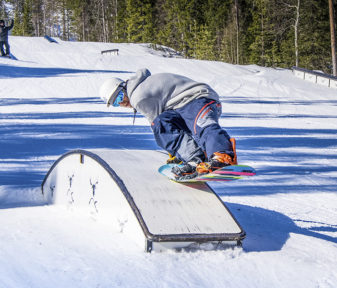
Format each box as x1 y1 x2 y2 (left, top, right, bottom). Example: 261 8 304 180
0 19 14 56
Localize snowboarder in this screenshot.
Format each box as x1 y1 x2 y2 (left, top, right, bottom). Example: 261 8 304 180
0 19 14 57
99 68 237 180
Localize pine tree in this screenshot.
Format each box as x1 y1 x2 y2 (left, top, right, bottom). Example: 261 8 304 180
125 0 155 43
23 0 34 35
31 0 43 36
299 0 332 72
194 24 216 60
203 0 231 61
247 0 268 65
11 0 24 36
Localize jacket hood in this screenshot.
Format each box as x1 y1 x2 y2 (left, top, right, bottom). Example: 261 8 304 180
127 68 151 97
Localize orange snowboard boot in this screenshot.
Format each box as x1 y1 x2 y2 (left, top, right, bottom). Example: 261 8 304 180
196 138 238 174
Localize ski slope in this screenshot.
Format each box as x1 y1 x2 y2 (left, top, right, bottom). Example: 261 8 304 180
0 36 337 287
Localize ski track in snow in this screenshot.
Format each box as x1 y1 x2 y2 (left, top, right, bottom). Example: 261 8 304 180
0 36 337 288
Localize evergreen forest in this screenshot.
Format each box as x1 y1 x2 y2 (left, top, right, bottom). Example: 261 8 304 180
1 0 336 74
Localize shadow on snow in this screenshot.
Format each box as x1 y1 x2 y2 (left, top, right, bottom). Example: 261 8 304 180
0 97 102 106
226 203 337 252
219 95 337 106
0 64 133 78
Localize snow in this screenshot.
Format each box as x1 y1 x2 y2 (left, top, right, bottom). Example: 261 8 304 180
1 36 337 287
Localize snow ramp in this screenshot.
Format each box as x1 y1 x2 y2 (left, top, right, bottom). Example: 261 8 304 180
42 149 245 252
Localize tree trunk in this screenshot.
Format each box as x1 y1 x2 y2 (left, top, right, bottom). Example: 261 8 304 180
62 0 66 40
101 0 106 42
294 0 300 67
115 0 118 40
329 0 337 76
261 9 265 66
234 0 239 64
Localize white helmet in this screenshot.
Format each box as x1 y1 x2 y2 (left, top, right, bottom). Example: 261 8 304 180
100 77 125 107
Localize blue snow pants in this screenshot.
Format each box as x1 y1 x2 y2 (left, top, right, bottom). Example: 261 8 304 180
0 40 10 56
151 97 234 163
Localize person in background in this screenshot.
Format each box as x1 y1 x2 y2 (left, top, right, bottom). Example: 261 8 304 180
0 19 14 57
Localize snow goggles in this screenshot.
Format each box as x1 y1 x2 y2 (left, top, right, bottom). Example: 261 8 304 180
112 90 125 107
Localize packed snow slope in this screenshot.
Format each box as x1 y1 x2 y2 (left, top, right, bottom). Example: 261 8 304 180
1 36 337 288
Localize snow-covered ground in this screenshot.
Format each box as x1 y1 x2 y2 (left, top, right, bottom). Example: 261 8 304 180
0 36 336 287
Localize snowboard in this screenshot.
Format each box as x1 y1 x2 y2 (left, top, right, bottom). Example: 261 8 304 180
158 163 256 183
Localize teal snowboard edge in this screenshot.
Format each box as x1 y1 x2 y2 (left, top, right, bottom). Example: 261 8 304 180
158 164 256 183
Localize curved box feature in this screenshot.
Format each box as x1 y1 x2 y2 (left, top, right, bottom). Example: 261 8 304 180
42 149 245 252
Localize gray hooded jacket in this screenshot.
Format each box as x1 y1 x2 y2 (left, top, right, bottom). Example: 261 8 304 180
126 68 219 123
